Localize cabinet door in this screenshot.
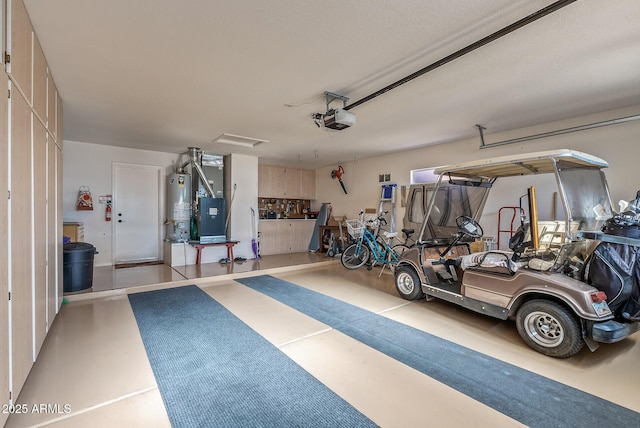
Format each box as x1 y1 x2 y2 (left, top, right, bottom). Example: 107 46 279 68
258 165 288 197
33 34 47 122
11 89 33 400
47 134 58 327
0 68 9 428
8 0 33 101
289 221 314 253
257 221 278 255
258 165 278 197
284 168 301 198
257 164 269 196
56 147 63 308
47 70 57 136
33 118 47 357
300 170 316 199
56 91 63 149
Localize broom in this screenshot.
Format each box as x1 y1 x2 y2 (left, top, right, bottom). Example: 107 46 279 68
251 207 260 259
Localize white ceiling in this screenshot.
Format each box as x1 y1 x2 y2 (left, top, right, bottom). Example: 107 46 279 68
24 0 640 169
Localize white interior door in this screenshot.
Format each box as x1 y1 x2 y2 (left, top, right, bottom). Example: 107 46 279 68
113 163 162 263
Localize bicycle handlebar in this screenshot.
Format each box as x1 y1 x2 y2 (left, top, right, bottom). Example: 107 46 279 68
358 210 388 223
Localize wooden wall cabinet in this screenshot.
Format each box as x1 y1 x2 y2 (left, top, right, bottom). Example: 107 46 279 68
258 164 316 199
2 0 64 416
257 220 316 255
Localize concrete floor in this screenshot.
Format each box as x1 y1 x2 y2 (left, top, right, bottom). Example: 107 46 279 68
7 254 640 427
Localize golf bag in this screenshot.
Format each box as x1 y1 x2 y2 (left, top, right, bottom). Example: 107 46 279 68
584 217 640 321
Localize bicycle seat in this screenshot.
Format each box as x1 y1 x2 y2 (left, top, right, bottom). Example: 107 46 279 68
402 228 414 237
383 231 398 239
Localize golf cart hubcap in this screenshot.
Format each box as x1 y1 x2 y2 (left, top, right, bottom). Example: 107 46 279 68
397 272 415 294
524 311 564 347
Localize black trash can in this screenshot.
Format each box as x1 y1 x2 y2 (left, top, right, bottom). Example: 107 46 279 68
63 242 97 292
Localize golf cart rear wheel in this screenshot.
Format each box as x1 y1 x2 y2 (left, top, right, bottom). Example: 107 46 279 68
516 300 584 358
341 243 370 270
395 266 425 300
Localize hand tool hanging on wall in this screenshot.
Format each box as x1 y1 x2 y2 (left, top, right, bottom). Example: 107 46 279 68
331 166 348 194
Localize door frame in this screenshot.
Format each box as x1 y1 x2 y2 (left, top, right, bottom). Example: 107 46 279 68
112 162 163 264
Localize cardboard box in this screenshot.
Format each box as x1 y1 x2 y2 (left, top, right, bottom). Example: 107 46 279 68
327 215 346 226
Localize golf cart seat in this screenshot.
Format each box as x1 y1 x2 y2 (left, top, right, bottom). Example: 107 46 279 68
460 251 519 275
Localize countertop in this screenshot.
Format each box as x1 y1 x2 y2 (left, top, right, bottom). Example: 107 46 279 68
259 218 317 221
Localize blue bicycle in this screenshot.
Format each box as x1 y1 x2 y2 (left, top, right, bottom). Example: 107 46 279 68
341 213 410 273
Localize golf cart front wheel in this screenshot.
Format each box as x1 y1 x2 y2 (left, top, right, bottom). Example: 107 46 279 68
395 266 425 300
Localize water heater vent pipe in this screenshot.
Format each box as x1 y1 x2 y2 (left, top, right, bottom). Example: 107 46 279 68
187 147 215 197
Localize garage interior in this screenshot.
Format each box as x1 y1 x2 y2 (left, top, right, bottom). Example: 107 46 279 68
3 1 640 426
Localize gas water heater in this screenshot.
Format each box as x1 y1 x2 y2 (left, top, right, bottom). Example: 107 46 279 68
166 173 191 242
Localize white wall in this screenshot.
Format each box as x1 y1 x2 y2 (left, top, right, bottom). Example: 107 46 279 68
227 153 259 260
314 105 640 241
63 142 260 266
63 141 177 266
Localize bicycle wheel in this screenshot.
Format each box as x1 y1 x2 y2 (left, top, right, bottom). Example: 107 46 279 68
392 244 411 258
341 242 370 270
387 244 410 266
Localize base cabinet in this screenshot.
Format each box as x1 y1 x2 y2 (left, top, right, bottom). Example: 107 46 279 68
258 220 316 255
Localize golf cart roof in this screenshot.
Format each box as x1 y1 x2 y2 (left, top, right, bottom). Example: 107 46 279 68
434 149 608 179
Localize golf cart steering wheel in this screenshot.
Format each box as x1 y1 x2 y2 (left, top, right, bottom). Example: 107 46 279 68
456 215 483 238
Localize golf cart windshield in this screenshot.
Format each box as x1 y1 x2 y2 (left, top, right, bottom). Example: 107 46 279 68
418 182 489 243
557 167 612 232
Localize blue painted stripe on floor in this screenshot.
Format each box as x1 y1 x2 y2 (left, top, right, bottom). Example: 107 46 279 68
128 285 377 428
237 275 640 428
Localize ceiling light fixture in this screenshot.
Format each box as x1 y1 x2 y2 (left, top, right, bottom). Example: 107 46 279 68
211 133 268 148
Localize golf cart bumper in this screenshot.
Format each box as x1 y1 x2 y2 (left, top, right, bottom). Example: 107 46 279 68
591 320 640 343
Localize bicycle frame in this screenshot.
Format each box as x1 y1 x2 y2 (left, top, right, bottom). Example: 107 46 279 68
341 212 406 274
354 226 400 265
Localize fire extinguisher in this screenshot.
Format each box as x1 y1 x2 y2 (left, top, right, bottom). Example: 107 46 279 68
105 203 112 221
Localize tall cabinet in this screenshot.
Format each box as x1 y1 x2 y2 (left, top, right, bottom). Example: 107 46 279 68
1 0 64 423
